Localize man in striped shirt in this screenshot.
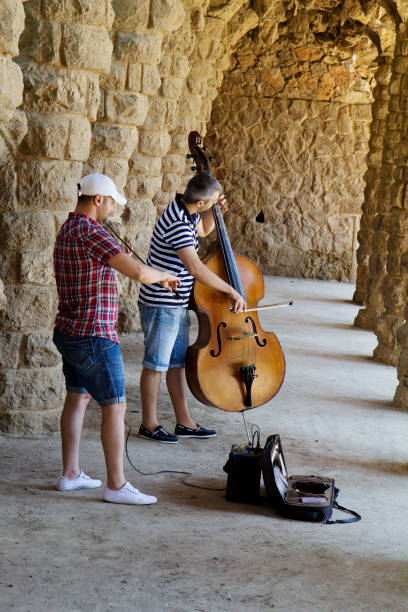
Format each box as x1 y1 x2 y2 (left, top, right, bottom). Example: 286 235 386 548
138 173 246 444
53 173 180 504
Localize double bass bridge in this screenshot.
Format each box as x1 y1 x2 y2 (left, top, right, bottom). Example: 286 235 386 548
229 331 258 340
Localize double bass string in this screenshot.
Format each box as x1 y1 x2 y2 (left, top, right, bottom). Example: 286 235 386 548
213 202 255 372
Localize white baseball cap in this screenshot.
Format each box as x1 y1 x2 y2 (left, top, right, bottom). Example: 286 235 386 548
77 173 127 205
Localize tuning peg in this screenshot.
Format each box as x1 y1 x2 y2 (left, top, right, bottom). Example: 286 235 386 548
186 154 193 159
191 166 197 171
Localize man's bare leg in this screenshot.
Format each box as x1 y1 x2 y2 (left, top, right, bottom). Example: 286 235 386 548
60 391 91 479
140 367 162 431
166 367 196 428
101 403 127 490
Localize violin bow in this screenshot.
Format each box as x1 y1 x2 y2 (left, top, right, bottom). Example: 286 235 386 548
104 221 183 301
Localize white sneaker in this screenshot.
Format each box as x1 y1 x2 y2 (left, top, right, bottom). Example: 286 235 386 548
103 481 157 505
56 470 102 491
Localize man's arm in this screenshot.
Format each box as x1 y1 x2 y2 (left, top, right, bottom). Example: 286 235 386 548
108 253 180 291
177 246 246 312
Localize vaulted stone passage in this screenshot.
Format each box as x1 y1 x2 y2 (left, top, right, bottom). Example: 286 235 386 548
1 0 408 434
205 1 395 282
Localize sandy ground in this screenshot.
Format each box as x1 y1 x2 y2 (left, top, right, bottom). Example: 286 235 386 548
1 277 407 612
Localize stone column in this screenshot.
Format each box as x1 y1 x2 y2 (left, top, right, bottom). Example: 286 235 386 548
0 0 114 433
361 24 408 366
353 58 393 314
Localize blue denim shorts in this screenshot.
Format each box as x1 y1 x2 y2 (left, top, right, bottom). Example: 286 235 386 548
53 328 126 407
139 304 190 372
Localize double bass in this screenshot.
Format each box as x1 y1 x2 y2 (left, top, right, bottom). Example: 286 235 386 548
185 131 289 412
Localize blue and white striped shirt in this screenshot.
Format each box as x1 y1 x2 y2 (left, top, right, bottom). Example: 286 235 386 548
138 194 200 308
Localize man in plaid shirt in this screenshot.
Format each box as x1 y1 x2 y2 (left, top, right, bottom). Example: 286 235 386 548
53 173 180 505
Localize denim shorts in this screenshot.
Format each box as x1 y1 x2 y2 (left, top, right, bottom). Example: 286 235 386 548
139 304 190 372
53 328 126 407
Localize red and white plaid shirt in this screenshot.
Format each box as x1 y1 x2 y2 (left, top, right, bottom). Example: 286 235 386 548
54 212 122 342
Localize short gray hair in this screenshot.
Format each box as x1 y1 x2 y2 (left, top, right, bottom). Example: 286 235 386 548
183 173 222 203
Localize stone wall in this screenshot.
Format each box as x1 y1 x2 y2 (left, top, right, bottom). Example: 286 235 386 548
0 0 114 433
205 3 394 282
0 0 27 311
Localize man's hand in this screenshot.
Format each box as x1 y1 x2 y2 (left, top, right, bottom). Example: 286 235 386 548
216 194 227 212
123 241 133 257
229 288 246 313
160 276 181 293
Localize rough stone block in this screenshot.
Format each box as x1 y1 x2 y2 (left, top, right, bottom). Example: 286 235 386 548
17 159 81 211
393 56 408 75
100 61 127 91
91 123 138 158
0 56 24 121
128 154 161 177
20 250 55 286
83 157 129 192
43 0 114 28
142 65 162 95
162 172 181 193
0 411 43 435
27 20 61 65
21 113 91 161
151 0 185 32
24 332 61 368
165 100 178 131
0 365 64 412
0 285 55 332
143 98 167 131
42 409 61 433
0 161 17 212
61 23 112 73
0 110 27 164
0 252 19 284
173 56 190 78
117 298 140 333
129 153 161 177
0 0 25 56
0 332 21 368
139 130 171 157
158 53 172 78
162 154 185 173
0 212 54 251
127 63 142 92
116 31 163 65
123 198 156 230
127 176 162 199
153 191 173 212
21 64 100 121
178 96 202 117
294 45 324 62
105 92 149 126
161 77 184 100
112 0 150 31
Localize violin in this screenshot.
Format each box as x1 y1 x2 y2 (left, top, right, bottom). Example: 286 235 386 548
185 131 289 412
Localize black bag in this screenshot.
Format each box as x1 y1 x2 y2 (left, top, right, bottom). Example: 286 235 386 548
262 434 361 524
223 443 263 504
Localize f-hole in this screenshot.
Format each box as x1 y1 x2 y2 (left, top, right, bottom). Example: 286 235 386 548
210 321 227 357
